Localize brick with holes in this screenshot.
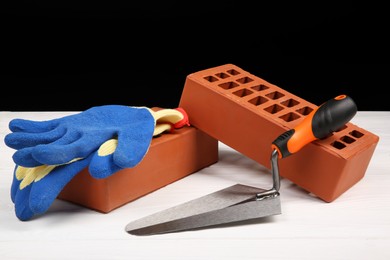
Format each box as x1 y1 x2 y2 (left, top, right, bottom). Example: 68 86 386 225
179 64 379 202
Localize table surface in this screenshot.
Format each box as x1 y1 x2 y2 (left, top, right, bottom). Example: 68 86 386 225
1 111 389 260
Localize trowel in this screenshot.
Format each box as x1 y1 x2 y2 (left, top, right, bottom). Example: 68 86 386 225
125 94 357 235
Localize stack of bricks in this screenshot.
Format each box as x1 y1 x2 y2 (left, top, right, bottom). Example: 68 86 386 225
59 63 379 212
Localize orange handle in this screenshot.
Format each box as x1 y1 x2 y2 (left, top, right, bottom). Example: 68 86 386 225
272 95 357 158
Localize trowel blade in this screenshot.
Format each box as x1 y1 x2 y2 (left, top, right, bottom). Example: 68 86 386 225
125 184 281 236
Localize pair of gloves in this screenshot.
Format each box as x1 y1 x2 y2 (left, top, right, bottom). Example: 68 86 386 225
4 105 190 221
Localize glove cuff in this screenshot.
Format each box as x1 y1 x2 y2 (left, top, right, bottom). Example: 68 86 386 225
172 107 190 129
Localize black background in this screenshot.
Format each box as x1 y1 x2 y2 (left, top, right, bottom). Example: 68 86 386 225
1 2 389 111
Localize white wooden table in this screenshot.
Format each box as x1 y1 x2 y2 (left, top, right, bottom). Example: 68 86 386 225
1 111 389 260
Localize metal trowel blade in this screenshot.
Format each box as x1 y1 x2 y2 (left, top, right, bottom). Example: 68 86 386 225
125 184 281 236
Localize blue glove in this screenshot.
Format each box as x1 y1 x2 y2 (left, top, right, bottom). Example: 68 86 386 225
8 107 190 221
5 105 156 168
11 156 92 221
87 107 189 178
11 135 148 221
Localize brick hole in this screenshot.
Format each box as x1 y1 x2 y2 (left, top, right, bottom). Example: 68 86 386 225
350 130 364 138
233 88 253 97
248 96 268 106
279 112 300 122
251 84 269 92
266 91 285 100
236 77 254 84
331 141 346 150
281 98 300 108
226 69 240 75
296 106 314 116
215 72 230 79
264 104 284 114
340 135 356 144
204 75 218 82
218 81 239 90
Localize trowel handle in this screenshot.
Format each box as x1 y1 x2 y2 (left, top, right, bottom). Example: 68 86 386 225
271 94 357 159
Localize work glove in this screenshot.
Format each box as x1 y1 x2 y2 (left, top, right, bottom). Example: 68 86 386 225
7 106 190 221
88 107 190 178
11 156 92 221
5 105 188 168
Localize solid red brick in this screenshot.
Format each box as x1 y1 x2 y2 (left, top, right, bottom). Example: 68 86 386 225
58 126 218 212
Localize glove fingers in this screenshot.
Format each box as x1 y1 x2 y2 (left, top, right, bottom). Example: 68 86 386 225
12 173 35 221
114 121 155 168
12 147 44 167
88 122 154 178
29 156 92 215
31 131 113 165
14 187 35 221
5 126 66 150
11 165 21 203
8 118 58 133
89 150 123 179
